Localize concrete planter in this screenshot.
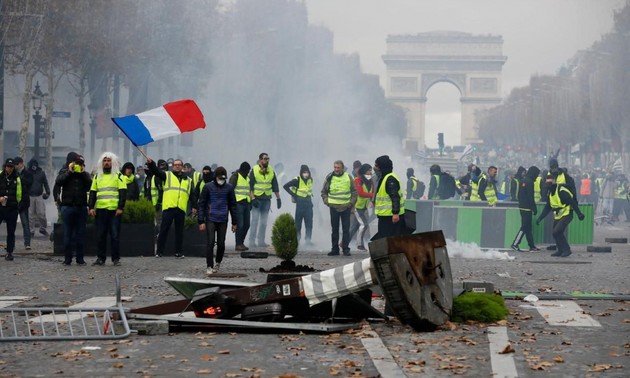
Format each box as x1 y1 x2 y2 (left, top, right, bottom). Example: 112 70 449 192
53 223 155 257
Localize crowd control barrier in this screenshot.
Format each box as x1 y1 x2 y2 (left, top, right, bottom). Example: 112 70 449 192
405 200 593 249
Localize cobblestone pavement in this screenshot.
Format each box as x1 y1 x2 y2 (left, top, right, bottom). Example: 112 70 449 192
0 220 628 377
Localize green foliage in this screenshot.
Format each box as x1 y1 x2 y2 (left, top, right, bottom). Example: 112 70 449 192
451 292 509 323
121 199 155 224
184 216 198 229
271 213 298 261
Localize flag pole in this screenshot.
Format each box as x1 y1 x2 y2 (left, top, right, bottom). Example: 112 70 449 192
135 145 150 161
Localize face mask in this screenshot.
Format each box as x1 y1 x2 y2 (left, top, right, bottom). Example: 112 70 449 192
302 173 309 179
364 174 372 180
216 179 226 185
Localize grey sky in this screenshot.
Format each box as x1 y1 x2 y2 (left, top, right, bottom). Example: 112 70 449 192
305 0 624 146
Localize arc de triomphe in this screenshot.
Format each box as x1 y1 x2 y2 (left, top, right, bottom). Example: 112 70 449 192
383 31 507 152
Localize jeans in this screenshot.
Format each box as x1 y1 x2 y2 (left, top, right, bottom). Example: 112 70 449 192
19 208 31 246
294 201 313 241
235 202 251 246
156 208 185 255
329 207 351 253
0 207 19 253
95 209 121 262
512 210 535 249
29 195 47 231
61 206 88 263
249 198 271 246
206 221 228 268
553 213 573 255
348 208 370 246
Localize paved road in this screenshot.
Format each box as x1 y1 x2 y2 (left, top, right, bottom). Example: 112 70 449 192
0 220 628 377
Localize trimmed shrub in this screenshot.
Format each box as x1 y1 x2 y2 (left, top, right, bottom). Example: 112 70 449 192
451 292 509 323
121 199 155 224
271 213 298 261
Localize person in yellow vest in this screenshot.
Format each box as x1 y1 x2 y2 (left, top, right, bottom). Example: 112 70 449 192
533 174 543 203
612 174 629 222
427 164 442 200
121 162 140 200
477 166 499 206
249 153 281 248
283 164 314 246
88 152 127 266
183 162 202 216
536 172 585 257
0 158 25 261
229 162 252 251
147 159 168 237
348 163 375 250
372 155 407 239
147 157 192 258
321 160 357 256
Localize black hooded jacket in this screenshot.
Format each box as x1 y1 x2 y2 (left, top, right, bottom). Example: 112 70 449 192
375 156 402 216
27 158 50 197
518 166 540 212
54 153 92 207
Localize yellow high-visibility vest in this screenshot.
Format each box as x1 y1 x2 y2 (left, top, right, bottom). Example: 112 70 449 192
161 172 191 212
549 185 573 220
252 165 275 196
234 173 251 203
374 173 405 216
327 173 352 205
91 172 125 210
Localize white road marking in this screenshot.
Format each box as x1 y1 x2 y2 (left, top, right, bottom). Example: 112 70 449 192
533 300 601 327
487 326 518 378
0 296 30 308
29 296 132 323
361 330 407 378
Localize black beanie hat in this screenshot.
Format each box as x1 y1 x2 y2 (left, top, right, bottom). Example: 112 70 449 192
239 161 251 175
375 155 393 171
359 163 372 175
406 167 414 178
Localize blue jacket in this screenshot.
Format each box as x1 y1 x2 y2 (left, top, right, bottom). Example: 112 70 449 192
197 181 237 224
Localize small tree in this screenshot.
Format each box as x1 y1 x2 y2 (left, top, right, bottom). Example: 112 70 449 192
271 213 298 261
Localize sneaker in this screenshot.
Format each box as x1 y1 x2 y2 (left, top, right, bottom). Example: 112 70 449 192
343 250 352 256
550 251 563 257
174 253 185 259
242 245 249 251
92 259 105 266
62 261 71 266
560 250 572 257
76 261 87 266
529 247 541 252
112 260 121 266
154 253 162 258
235 244 247 251
39 229 48 236
327 251 340 256
25 245 31 250
510 245 521 252
215 262 221 271
357 245 366 251
206 267 217 275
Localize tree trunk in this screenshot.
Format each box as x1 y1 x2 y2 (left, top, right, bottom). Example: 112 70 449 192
19 69 35 159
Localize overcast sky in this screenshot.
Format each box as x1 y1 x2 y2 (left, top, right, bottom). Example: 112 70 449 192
304 0 625 146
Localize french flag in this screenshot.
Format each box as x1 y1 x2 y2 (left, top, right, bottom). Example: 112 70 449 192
111 99 206 146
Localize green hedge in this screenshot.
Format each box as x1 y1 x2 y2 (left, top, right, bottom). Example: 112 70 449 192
121 199 155 224
451 292 509 323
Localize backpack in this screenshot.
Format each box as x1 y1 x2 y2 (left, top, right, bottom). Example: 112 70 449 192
438 172 456 199
411 177 425 199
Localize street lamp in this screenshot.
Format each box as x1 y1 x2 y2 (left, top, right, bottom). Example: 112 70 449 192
31 82 47 162
88 102 97 163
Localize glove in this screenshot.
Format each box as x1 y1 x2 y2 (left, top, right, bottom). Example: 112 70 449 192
251 198 260 208
578 213 585 221
277 198 282 209
42 193 50 200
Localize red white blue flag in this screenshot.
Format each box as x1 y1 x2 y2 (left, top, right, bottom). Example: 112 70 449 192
111 99 206 146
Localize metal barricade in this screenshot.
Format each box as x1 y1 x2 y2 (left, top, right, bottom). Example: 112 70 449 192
0 275 130 342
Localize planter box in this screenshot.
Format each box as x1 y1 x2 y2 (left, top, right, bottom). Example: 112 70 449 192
53 223 155 257
164 227 206 257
